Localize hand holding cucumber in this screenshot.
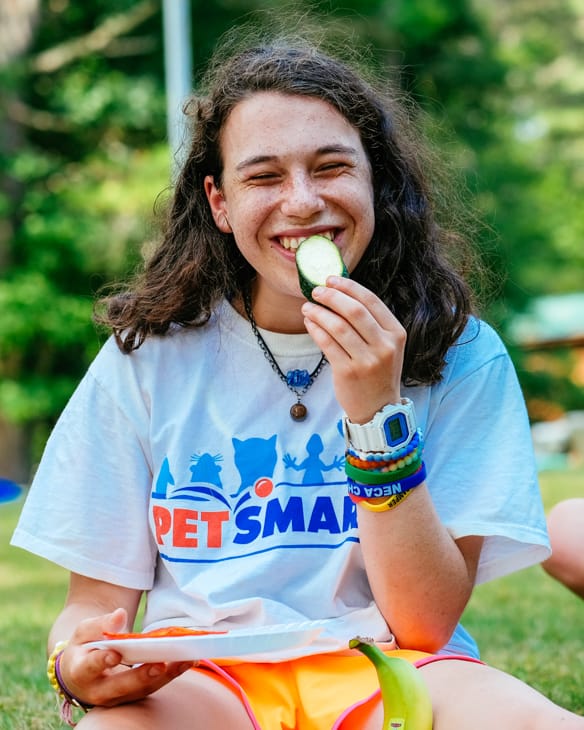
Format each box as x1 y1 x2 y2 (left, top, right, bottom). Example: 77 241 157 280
298 236 405 424
295 234 349 301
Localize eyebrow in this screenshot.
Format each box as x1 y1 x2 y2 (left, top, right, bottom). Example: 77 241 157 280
235 145 360 172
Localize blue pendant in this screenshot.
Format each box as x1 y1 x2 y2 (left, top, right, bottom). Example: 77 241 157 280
286 368 310 387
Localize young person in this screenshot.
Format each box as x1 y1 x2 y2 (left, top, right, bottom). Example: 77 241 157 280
543 497 584 599
12 26 584 730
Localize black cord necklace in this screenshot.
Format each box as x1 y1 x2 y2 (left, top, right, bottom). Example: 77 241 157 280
242 288 328 421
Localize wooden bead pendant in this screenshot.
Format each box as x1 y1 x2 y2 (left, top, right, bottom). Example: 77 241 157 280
243 287 326 424
290 402 308 421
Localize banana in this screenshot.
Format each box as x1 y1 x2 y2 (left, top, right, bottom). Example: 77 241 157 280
349 637 433 730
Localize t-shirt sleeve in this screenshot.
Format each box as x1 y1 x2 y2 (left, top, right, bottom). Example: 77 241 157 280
421 320 550 585
11 346 157 590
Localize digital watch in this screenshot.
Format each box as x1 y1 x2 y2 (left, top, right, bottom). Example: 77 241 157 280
343 398 417 453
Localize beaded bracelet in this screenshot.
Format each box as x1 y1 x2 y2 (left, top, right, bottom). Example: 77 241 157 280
347 461 427 498
345 444 423 472
47 641 93 727
345 453 422 485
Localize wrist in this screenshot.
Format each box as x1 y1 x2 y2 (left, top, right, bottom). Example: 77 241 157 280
47 642 93 727
347 462 427 512
343 398 417 453
346 394 402 426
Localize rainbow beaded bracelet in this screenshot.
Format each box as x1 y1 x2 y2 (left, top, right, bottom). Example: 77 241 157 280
345 443 423 472
345 453 423 485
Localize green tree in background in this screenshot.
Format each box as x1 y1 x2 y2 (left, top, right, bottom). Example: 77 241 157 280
472 0 584 318
0 1 171 475
1 0 582 480
471 0 584 421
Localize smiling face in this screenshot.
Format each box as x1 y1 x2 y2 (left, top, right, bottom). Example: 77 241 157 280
204 92 375 329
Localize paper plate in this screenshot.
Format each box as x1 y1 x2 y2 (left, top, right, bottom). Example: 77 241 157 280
87 622 324 664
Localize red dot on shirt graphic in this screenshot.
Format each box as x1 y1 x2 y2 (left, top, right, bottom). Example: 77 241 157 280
254 478 273 498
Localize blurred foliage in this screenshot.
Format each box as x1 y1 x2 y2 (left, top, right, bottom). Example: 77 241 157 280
1 0 583 475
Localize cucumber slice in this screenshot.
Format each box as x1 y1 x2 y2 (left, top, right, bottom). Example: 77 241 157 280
296 235 348 301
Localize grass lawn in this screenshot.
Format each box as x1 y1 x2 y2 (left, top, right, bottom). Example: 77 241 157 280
462 467 584 714
0 469 582 727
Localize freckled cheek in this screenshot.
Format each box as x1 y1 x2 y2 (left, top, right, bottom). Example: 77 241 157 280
228 205 274 247
236 194 279 234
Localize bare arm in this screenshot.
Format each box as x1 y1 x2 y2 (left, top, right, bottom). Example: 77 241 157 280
356 493 483 650
50 573 193 708
49 573 142 652
302 277 482 651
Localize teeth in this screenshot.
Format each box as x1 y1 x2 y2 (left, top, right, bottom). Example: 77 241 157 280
280 231 334 250
280 237 302 251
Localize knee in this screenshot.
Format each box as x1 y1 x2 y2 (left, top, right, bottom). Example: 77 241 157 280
543 499 584 597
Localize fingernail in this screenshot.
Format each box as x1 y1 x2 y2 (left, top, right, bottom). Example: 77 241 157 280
148 665 163 678
311 286 325 298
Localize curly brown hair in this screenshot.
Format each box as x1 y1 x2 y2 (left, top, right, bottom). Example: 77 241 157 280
97 29 478 385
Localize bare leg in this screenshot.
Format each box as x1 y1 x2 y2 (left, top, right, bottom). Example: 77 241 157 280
76 657 584 730
543 498 584 599
76 667 255 730
358 660 584 730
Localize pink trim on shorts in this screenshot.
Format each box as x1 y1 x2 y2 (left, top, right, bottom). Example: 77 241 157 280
197 660 263 730
331 654 484 730
198 653 484 730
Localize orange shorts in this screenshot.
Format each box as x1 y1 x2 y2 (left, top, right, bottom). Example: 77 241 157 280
195 650 482 730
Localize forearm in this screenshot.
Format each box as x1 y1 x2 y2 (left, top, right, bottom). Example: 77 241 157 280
45 575 189 711
357 483 482 652
48 603 126 655
49 605 92 654
48 574 142 654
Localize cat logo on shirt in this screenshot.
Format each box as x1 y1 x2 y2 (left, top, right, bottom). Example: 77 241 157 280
150 431 358 560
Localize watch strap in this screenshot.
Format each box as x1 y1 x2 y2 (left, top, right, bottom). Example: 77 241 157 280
343 398 416 452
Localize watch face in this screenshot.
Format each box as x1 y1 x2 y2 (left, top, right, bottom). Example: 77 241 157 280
383 412 409 447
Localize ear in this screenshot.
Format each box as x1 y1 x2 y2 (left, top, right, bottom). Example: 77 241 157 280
204 175 232 233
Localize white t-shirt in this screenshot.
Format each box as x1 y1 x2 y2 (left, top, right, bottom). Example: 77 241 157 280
12 300 549 660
